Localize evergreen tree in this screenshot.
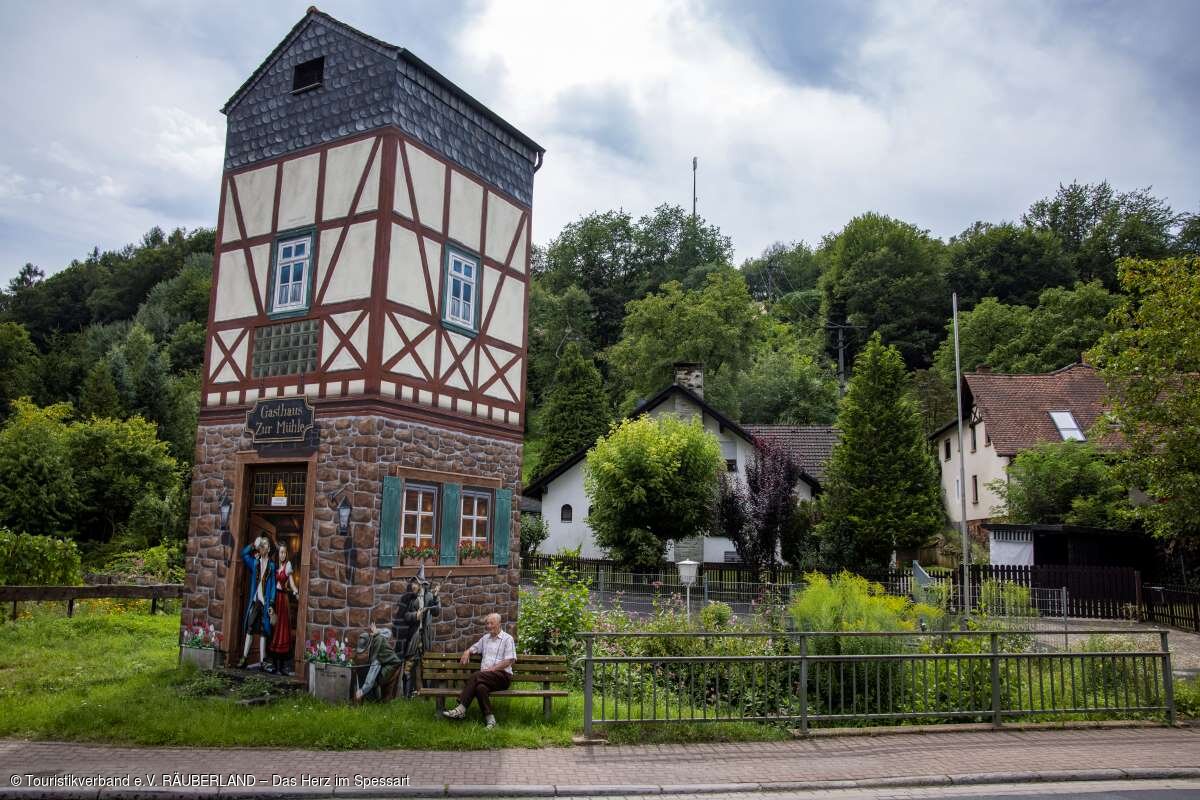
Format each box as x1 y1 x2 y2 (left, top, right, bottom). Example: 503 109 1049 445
78 362 124 420
816 333 945 572
534 342 610 478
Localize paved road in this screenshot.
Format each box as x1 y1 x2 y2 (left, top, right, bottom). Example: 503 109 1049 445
2 727 1198 797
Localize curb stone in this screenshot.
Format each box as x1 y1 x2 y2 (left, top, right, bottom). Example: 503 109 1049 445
5 768 1200 799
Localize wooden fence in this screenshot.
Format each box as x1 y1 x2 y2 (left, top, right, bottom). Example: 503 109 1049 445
522 556 1143 619
0 584 184 620
1142 585 1200 633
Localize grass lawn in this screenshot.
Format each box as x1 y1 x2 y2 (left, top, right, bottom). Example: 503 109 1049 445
0 602 786 749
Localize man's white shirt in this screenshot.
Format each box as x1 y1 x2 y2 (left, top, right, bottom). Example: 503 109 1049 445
470 630 516 674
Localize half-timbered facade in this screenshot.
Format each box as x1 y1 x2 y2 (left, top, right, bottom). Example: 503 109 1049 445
183 9 542 673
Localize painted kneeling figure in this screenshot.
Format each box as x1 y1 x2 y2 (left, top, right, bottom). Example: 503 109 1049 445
441 612 516 729
354 625 403 702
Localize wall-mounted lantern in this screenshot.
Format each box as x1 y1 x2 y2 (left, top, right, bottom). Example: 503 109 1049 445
337 494 352 536
218 489 233 533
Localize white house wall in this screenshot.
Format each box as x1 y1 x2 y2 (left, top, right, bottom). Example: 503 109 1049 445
937 418 1009 523
536 396 815 563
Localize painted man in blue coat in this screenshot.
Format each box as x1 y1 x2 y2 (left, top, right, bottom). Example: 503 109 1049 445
238 535 276 669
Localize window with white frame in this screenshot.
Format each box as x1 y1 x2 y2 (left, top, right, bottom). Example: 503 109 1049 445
272 235 311 313
444 250 477 330
1049 410 1085 441
459 491 491 547
400 484 437 550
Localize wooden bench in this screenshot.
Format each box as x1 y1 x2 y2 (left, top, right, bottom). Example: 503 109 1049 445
417 652 569 720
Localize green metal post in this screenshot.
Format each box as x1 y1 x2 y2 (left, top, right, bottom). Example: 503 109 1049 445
583 636 594 737
1160 631 1176 725
990 632 1002 727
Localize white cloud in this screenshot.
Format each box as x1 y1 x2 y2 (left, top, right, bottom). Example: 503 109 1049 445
456 0 1198 261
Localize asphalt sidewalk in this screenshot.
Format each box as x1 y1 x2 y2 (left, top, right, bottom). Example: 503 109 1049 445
1 727 1198 798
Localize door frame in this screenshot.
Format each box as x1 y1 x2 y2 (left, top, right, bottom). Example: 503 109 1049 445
221 449 318 674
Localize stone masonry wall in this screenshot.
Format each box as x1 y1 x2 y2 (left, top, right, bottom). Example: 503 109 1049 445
183 414 522 658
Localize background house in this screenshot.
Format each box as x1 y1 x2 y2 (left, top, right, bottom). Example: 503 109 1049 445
931 363 1119 565
523 364 835 563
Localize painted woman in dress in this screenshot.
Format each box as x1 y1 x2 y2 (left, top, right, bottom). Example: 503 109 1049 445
267 542 299 675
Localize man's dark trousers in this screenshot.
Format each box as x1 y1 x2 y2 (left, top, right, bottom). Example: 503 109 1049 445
459 669 512 715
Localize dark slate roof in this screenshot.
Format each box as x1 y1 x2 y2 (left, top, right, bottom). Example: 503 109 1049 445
742 425 839 484
522 386 822 498
222 8 543 205
931 364 1121 457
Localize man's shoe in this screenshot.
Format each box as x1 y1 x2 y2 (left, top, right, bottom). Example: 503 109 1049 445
442 705 466 720
485 715 497 729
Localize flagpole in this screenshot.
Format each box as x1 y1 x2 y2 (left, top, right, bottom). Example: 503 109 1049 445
952 292 971 620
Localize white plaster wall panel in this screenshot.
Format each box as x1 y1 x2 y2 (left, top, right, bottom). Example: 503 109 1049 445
322 221 376 304
540 461 604 558
503 359 523 402
438 394 452 410
244 388 259 403
406 144 445 230
476 351 496 388
225 329 249 382
214 250 256 321
348 313 369 366
386 224 426 310
510 221 528 273
357 150 380 214
484 191 521 263
492 407 505 422
328 348 359 372
418 389 432 405
511 412 520 426
348 379 365 395
476 403 489 419
445 367 468 392
305 385 319 398
206 392 221 406
414 326 437 377
277 153 320 230
423 238 443 306
249 243 271 310
393 353 424 379
383 315 404 366
393 156 413 220
284 385 299 397
315 227 342 301
482 266 501 319
221 184 240 243
487 278 525 346
233 165 276 239
447 171 483 251
322 138 375 220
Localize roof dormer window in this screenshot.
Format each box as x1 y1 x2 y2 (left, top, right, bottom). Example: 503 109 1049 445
292 56 324 94
1049 411 1085 441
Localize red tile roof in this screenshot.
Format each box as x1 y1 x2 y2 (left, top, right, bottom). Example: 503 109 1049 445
742 425 839 483
963 364 1121 457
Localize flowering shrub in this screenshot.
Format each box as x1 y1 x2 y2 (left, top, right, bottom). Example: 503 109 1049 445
181 624 221 650
517 559 593 659
305 635 352 665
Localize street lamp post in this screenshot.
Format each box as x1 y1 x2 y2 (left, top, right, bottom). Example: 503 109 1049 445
677 559 699 623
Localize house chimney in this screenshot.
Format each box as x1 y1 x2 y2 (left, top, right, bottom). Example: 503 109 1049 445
673 362 704 398
975 363 991 373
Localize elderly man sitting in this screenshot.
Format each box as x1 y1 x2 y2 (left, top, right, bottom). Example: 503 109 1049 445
441 612 516 729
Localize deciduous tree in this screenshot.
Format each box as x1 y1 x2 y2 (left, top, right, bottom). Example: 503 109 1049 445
533 342 610 478
1089 256 1200 554
715 442 804 576
585 415 723 568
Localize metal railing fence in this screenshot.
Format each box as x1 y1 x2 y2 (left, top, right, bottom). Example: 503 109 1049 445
579 629 1175 736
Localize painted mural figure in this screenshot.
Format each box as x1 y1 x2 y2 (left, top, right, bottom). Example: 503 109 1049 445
266 542 300 675
353 624 403 702
393 564 442 697
238 536 276 669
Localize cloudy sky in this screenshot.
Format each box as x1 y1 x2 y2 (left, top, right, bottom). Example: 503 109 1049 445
1 0 1197 284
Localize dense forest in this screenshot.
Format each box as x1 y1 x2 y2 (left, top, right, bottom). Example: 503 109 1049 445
1 180 1197 576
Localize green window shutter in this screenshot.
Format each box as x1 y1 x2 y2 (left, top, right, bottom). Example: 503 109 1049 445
380 476 402 567
439 482 462 565
493 489 512 566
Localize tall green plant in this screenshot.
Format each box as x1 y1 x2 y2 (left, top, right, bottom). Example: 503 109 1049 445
533 342 609 478
517 560 593 659
815 334 945 572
